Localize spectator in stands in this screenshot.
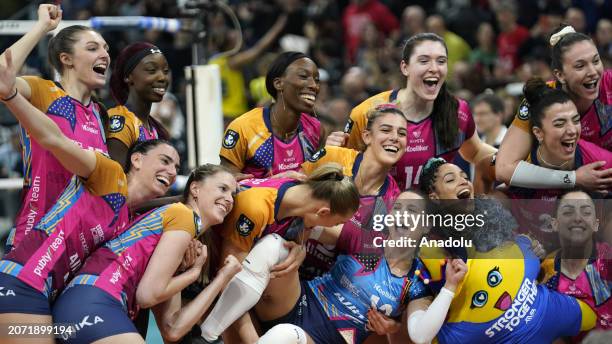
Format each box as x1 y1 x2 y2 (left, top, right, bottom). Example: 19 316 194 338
469 22 497 81
472 93 507 148
565 7 587 34
342 0 399 63
494 1 530 73
426 14 471 76
400 5 427 41
341 67 372 108
595 19 612 63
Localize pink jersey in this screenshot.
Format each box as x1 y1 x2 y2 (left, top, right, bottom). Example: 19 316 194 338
66 203 201 318
220 107 321 178
507 140 612 249
393 99 475 190
0 154 128 300
542 242 611 340
300 152 401 279
7 77 108 249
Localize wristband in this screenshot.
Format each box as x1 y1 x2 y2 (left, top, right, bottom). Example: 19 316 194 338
1 88 18 102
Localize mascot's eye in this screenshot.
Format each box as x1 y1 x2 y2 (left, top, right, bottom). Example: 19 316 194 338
471 290 488 308
487 267 502 287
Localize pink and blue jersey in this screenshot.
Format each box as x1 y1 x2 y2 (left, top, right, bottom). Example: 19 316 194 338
7 77 108 250
0 153 128 300
345 90 475 189
107 105 160 147
512 70 612 150
307 255 430 344
220 107 321 178
66 202 201 318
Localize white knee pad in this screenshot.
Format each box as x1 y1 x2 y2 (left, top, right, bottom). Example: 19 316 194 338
256 324 308 344
236 233 290 293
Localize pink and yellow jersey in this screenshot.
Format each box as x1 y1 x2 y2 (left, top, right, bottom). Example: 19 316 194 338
107 105 159 147
220 107 321 178
7 76 108 249
66 202 201 318
512 70 612 150
219 178 302 252
506 140 612 250
0 153 129 300
541 242 611 340
299 146 400 279
344 90 475 189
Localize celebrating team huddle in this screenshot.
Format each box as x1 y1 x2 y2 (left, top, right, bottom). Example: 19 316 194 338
0 4 610 344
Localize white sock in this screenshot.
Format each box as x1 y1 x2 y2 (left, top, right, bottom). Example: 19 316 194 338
200 234 289 341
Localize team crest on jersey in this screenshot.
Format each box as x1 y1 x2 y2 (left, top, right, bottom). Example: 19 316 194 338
109 115 125 133
344 118 354 134
518 105 530 120
237 214 254 236
308 148 326 162
223 129 239 149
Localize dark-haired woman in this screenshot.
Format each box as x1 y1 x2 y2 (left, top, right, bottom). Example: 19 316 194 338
326 33 496 190
52 165 243 344
107 42 171 168
540 190 611 343
0 52 179 343
219 51 323 179
505 78 612 250
199 165 360 343
0 5 110 252
497 25 612 193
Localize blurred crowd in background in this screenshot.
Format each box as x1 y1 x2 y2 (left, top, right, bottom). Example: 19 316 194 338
0 0 611 211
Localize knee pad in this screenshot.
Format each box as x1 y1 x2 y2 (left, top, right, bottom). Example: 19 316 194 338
242 234 289 275
235 234 290 294
257 324 308 344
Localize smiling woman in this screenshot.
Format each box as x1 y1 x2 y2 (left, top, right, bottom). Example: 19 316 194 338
0 5 110 254
219 51 324 179
107 42 171 168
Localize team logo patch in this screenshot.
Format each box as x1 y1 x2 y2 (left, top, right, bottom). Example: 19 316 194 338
518 105 530 120
109 115 125 133
308 148 326 162
223 129 239 149
344 118 354 134
237 214 254 236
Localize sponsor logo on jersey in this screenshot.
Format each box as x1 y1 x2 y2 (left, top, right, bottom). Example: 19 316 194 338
109 115 125 133
308 148 326 162
237 214 255 236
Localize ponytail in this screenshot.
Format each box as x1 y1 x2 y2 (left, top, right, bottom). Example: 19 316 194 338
305 164 360 215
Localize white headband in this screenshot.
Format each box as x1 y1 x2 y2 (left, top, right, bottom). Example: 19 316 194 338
549 26 576 47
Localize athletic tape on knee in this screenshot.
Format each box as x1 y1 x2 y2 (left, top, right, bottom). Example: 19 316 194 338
256 324 308 344
236 234 289 293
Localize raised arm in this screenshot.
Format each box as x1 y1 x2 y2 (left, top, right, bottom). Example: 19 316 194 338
151 255 242 342
495 124 533 184
0 49 96 178
227 14 287 69
0 4 62 100
136 230 201 309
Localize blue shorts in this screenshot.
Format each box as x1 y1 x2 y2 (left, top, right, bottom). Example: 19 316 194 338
260 281 345 344
52 285 138 343
0 272 50 315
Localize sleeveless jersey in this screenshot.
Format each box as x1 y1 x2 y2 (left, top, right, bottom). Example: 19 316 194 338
299 146 400 279
0 153 128 300
307 256 430 344
506 140 612 250
344 90 475 189
512 70 612 150
7 76 108 249
541 242 611 339
220 178 303 252
107 105 159 147
418 236 596 343
66 202 201 318
220 107 321 178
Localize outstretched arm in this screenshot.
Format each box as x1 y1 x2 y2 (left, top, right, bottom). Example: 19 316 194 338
0 49 96 178
152 255 242 342
0 4 62 100
227 14 287 69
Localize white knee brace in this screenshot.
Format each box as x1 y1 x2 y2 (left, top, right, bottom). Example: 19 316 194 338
237 233 290 294
256 324 308 344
